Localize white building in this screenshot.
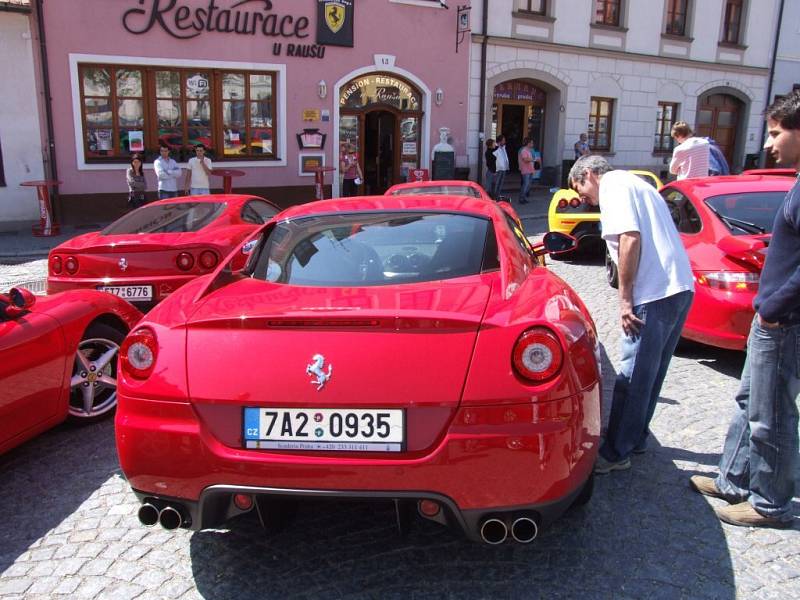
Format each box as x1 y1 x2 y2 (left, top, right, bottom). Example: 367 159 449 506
468 0 783 184
0 0 46 232
771 0 799 102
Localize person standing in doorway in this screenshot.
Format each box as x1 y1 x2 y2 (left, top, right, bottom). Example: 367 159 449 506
493 135 509 199
340 143 363 198
669 122 710 180
569 155 694 474
689 91 800 529
184 144 213 195
574 133 591 160
126 153 147 209
518 137 535 205
154 145 182 199
484 138 497 199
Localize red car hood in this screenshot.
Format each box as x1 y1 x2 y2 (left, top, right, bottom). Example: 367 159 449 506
184 276 493 409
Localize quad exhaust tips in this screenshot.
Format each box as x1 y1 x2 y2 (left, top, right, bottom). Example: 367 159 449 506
479 515 539 544
137 502 188 530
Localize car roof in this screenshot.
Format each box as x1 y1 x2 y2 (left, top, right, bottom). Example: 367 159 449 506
146 194 265 208
664 175 794 199
385 180 483 194
278 194 500 220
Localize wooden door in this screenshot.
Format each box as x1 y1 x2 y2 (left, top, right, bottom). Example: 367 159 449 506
696 94 741 167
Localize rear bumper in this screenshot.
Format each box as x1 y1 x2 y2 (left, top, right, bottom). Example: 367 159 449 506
682 287 754 350
47 275 195 306
117 384 601 537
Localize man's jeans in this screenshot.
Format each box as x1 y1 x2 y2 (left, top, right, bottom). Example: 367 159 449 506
484 170 495 199
190 188 210 195
158 190 178 200
716 317 800 520
601 290 694 462
493 170 507 199
519 173 533 202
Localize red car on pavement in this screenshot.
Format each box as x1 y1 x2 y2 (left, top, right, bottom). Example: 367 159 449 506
116 194 600 544
47 195 280 311
0 288 141 454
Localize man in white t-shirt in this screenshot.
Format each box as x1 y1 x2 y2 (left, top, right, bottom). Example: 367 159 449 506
669 121 710 180
569 155 695 474
492 135 510 199
184 144 213 195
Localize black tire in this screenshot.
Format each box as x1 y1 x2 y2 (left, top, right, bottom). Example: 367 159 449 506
68 322 126 423
605 245 618 289
571 473 594 508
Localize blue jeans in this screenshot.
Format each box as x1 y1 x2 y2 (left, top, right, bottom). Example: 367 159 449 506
158 190 178 200
519 173 533 202
484 170 496 199
493 170 507 199
190 188 210 195
601 290 694 462
715 317 800 520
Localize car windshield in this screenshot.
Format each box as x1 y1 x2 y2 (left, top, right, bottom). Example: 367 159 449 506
389 186 482 198
102 202 226 235
249 212 491 286
704 191 786 235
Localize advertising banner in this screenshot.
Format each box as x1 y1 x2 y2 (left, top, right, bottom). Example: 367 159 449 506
316 0 353 47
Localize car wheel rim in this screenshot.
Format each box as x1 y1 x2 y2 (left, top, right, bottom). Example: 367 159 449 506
69 337 120 419
605 250 615 284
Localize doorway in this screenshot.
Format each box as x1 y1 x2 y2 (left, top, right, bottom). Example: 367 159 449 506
500 105 525 172
364 111 396 194
696 93 742 167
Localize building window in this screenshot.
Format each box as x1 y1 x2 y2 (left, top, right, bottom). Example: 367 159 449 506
518 0 546 15
655 102 678 152
595 0 621 26
665 0 688 36
78 64 276 163
721 0 743 44
588 97 614 151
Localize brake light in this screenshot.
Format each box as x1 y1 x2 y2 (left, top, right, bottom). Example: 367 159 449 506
694 271 759 292
50 255 63 274
557 199 568 209
569 197 581 208
199 250 218 270
176 252 194 271
120 328 158 379
512 327 563 382
64 256 79 274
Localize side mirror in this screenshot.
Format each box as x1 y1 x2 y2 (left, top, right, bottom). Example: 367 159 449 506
532 231 577 256
4 287 36 317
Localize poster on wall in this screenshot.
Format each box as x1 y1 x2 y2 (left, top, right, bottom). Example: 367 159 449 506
128 130 144 152
299 153 325 176
96 129 113 151
402 142 417 156
316 0 353 47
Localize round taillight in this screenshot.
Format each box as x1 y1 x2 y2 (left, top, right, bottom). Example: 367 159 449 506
51 255 63 275
199 250 218 270
512 327 563 382
569 197 581 208
557 199 568 209
120 328 158 379
176 252 194 271
64 256 79 274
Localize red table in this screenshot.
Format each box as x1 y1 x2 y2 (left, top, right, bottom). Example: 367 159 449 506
308 166 336 200
210 169 246 194
21 180 62 236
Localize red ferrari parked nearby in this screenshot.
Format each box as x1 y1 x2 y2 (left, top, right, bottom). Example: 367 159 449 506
0 288 141 455
47 195 281 310
116 194 601 544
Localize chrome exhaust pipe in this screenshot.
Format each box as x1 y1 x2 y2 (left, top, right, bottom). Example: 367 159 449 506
137 503 159 527
510 517 539 543
158 505 184 530
479 518 508 545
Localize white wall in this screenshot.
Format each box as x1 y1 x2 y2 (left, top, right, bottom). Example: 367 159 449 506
773 0 800 97
0 11 44 231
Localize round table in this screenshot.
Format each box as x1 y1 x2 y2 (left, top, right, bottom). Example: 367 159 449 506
308 166 336 200
20 180 62 236
210 169 246 194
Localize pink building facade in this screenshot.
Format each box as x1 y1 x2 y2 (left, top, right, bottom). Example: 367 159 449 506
38 0 471 222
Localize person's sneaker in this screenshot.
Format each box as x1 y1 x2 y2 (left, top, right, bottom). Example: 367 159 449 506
715 502 792 529
594 455 631 474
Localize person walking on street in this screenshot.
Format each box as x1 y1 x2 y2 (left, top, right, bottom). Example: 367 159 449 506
154 145 182 199
669 122 710 180
689 91 800 529
569 155 695 474
184 144 213 195
574 133 590 160
484 138 497 199
493 135 509 199
340 143 363 198
126 153 147 209
518 137 535 204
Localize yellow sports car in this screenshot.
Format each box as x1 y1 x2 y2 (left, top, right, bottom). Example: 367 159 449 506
547 170 663 249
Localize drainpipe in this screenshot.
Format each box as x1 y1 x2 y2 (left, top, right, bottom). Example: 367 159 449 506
759 0 785 167
476 0 488 186
34 0 59 218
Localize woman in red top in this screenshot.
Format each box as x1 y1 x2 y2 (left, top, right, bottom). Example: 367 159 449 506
340 143 363 197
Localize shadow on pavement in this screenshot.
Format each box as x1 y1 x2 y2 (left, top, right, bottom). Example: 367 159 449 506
674 339 746 379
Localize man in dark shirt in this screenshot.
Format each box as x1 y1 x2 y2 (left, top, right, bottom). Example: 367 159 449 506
689 91 800 528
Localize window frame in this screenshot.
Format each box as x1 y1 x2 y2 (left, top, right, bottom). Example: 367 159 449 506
594 0 622 27
588 97 614 152
721 0 744 45
517 0 547 16
654 102 678 154
665 0 689 36
77 63 278 165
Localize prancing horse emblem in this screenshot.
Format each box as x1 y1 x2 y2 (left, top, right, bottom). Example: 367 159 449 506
306 354 332 391
118 258 128 271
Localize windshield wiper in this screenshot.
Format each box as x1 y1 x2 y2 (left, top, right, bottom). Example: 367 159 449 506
707 205 766 234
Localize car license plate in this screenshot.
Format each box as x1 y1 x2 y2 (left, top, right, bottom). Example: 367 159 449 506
243 407 404 452
96 285 153 300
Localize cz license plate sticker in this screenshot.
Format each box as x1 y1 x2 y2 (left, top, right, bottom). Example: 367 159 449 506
243 407 404 452
96 285 153 300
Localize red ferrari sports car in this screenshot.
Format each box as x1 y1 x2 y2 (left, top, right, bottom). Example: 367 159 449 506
612 175 793 350
47 195 281 310
0 288 142 455
116 194 601 544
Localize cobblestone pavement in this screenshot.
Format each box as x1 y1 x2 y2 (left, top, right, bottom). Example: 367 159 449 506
1 245 799 599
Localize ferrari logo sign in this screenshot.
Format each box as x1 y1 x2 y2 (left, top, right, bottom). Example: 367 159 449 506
325 2 345 34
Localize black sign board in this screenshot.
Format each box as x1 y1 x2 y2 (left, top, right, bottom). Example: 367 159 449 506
432 151 455 181
316 0 353 47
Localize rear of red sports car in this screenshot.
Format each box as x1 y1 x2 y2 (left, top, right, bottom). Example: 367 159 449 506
115 196 601 543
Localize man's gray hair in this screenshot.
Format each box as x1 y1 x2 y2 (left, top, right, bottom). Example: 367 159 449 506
568 155 613 184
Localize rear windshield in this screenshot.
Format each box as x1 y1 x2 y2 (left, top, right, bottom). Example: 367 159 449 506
102 202 226 235
705 192 786 235
389 185 482 198
249 212 491 286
